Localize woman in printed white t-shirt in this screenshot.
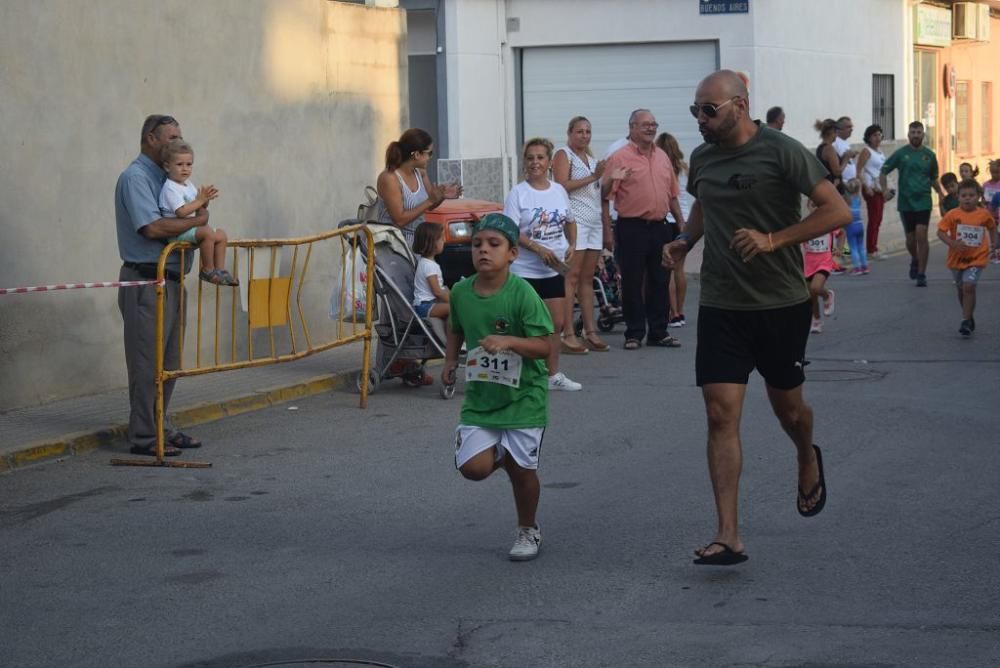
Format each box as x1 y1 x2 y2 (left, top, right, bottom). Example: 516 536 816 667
504 137 582 392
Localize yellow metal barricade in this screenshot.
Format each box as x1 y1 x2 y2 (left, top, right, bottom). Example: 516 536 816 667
111 224 375 468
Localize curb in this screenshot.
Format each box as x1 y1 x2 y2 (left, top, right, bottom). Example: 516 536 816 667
0 370 357 473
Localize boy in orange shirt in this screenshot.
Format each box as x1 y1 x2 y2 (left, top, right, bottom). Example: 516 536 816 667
937 179 998 337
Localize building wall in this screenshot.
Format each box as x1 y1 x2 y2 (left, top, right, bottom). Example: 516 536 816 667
751 0 908 144
0 0 407 410
439 0 908 201
930 15 1000 176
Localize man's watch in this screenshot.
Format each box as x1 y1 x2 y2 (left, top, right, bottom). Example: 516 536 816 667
675 232 695 252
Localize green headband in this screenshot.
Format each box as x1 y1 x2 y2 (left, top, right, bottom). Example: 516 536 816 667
473 213 520 247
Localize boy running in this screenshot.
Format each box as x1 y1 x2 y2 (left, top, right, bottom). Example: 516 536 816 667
936 179 997 337
441 213 554 561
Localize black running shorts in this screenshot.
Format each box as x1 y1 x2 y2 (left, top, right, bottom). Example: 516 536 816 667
696 301 812 390
899 209 931 234
522 274 565 300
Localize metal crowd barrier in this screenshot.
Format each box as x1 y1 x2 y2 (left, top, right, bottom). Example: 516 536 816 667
111 224 376 468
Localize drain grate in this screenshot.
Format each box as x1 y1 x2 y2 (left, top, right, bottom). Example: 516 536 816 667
236 660 400 668
807 367 885 382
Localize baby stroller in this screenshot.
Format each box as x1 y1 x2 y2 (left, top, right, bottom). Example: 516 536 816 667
575 250 624 335
338 221 455 399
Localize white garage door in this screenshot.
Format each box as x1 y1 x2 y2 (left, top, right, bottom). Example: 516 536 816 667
521 41 718 162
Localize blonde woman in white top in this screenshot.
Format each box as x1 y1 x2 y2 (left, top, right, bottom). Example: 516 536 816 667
552 116 610 353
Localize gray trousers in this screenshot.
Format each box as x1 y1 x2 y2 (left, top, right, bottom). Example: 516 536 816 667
118 265 184 447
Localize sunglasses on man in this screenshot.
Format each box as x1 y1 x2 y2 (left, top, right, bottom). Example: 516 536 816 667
689 97 739 119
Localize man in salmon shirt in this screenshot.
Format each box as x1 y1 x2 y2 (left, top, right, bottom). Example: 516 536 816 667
602 109 686 350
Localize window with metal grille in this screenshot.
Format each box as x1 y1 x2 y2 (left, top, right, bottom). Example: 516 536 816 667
956 81 971 155
872 74 894 140
983 82 993 154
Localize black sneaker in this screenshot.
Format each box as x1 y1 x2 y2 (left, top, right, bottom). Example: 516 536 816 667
970 318 976 332
916 274 927 287
959 320 973 337
909 258 918 280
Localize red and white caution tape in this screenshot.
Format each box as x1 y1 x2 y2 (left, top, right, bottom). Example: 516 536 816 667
0 279 163 295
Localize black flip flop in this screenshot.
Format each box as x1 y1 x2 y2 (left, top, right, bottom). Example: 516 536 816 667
167 431 202 449
130 443 182 457
647 335 681 348
797 444 826 517
693 541 748 566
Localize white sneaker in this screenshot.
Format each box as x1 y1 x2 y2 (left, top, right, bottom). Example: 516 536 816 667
509 525 542 561
822 289 836 317
810 318 823 334
548 372 582 391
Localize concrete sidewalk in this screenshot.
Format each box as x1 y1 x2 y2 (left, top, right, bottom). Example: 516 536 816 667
0 342 371 472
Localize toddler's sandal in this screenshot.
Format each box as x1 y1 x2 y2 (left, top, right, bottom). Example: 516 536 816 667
218 270 240 286
199 269 223 284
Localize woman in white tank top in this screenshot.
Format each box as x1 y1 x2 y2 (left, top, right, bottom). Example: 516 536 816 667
375 128 462 386
856 124 887 258
376 128 463 245
552 116 610 353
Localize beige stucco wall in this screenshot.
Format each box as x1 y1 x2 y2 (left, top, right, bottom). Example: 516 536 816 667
0 0 407 410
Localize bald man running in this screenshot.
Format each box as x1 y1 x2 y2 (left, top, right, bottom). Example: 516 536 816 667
663 70 851 565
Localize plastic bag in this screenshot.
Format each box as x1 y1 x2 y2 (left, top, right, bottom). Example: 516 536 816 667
357 185 382 224
330 244 369 321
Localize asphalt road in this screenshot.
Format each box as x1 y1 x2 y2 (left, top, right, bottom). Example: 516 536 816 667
2 252 998 668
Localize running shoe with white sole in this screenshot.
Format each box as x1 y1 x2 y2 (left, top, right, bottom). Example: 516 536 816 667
810 318 823 334
548 372 582 391
509 525 542 561
959 319 973 337
823 289 836 317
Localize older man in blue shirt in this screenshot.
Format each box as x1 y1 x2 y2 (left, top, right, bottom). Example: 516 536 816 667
115 114 208 456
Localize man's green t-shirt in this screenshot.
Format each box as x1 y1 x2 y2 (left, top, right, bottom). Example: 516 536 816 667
880 144 939 212
449 273 553 428
687 125 829 310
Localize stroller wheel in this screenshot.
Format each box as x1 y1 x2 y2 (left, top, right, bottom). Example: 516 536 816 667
597 315 615 332
357 369 380 394
440 383 456 400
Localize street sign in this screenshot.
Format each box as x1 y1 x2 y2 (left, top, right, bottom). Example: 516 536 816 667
700 0 749 14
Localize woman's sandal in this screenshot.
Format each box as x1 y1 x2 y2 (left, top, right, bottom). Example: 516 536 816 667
583 331 610 352
560 336 589 355
624 339 642 350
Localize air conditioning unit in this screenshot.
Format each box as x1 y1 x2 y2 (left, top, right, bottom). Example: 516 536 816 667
976 3 991 41
953 2 978 39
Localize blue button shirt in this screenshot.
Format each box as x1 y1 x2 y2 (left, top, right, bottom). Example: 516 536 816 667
115 153 185 268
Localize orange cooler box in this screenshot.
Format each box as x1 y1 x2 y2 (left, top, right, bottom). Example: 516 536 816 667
423 198 502 286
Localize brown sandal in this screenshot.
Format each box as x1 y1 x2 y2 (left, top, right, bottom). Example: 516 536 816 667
583 331 610 352
560 337 589 355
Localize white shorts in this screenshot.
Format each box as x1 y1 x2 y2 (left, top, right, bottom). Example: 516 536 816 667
454 425 545 470
576 223 604 251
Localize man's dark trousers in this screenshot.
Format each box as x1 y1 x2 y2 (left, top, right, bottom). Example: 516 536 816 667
616 217 672 343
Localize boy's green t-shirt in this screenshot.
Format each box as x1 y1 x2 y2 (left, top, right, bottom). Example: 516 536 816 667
941 193 959 213
449 273 553 428
687 125 829 310
881 145 939 212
